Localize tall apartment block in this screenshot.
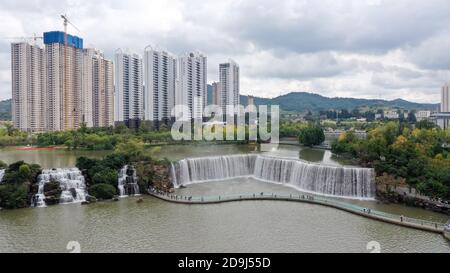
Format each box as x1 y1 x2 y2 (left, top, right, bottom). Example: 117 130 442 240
114 49 143 128
175 52 207 120
144 46 176 123
219 60 240 116
441 83 450 113
11 42 46 132
44 31 84 131
83 48 114 128
211 82 221 106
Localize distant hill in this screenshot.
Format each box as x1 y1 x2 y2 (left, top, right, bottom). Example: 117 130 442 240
0 90 436 122
0 99 11 121
239 92 438 112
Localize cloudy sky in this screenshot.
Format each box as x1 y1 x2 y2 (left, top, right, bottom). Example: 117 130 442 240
1 0 450 102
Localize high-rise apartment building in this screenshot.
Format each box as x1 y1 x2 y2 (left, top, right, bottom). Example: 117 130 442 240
11 42 46 132
441 84 450 113
12 31 115 132
114 49 143 127
175 52 207 120
44 31 84 131
81 48 94 127
83 48 114 128
211 82 221 106
144 46 176 123
219 60 240 116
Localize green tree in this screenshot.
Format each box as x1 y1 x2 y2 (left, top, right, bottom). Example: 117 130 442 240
299 126 325 147
0 184 28 209
0 160 7 169
76 156 100 171
18 164 31 180
92 168 118 186
89 183 117 200
115 139 145 160
416 120 437 130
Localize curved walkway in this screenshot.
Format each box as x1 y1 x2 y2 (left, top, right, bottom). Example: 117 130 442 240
148 189 448 236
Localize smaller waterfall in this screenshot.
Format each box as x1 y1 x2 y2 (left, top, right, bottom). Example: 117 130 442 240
118 165 140 197
0 169 5 184
33 168 87 207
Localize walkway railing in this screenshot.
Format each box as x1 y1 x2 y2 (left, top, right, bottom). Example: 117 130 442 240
148 188 447 235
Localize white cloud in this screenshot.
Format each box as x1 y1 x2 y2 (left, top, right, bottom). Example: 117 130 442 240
0 0 448 103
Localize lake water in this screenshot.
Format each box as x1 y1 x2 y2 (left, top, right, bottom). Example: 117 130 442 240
0 144 449 253
0 143 348 168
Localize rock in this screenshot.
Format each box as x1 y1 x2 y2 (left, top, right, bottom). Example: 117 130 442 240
69 188 77 199
43 180 62 200
85 195 97 203
44 196 60 206
113 196 119 202
81 201 90 205
137 198 144 203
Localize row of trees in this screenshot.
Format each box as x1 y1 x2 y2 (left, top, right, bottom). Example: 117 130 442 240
332 122 450 200
37 124 173 150
0 124 33 147
279 121 326 146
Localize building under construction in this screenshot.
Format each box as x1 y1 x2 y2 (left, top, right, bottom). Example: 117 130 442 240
44 31 84 131
11 30 114 132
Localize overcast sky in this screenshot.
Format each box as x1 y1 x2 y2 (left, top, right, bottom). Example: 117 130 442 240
1 0 449 102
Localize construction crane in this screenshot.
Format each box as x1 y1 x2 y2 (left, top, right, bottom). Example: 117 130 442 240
60 14 81 130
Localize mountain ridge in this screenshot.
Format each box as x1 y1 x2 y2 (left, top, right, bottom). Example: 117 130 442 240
239 92 438 112
0 98 11 121
0 91 439 122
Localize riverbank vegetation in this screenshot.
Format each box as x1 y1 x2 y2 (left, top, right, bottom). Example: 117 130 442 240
76 142 172 201
298 126 325 147
1 122 269 150
0 161 41 209
0 124 32 147
332 122 450 201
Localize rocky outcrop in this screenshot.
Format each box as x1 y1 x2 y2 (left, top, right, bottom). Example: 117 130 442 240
151 164 172 192
135 161 172 193
43 179 62 206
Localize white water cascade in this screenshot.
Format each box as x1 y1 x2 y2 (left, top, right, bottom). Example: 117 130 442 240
118 165 140 197
0 169 5 184
33 168 87 207
172 154 376 199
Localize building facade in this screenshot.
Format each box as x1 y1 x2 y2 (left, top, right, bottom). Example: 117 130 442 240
431 112 450 130
114 49 143 127
384 110 399 120
175 52 207 120
81 48 94 127
415 110 431 122
144 46 176 123
11 42 46 132
219 60 240 116
247 95 255 106
442 84 450 113
211 82 221 106
44 31 84 131
83 49 114 128
11 31 115 132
